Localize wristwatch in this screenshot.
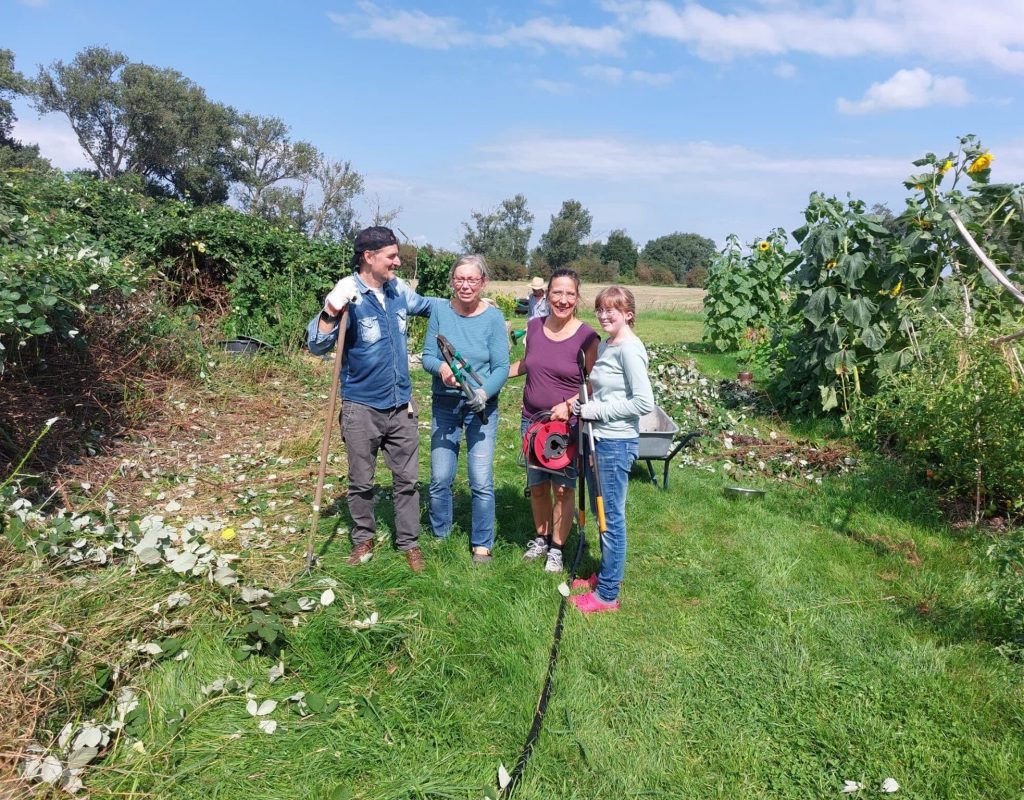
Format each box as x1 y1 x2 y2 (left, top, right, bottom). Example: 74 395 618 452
320 309 338 324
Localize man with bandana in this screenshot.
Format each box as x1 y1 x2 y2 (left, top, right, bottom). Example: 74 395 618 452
307 227 436 572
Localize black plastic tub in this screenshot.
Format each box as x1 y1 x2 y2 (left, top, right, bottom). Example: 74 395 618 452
221 336 272 355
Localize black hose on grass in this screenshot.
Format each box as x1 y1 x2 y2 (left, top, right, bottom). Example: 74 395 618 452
500 522 587 798
502 348 597 798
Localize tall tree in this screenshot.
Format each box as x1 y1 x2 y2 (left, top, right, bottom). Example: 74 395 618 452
461 193 533 264
0 49 47 170
122 62 237 203
537 199 592 270
233 113 317 214
1 48 26 141
366 193 402 227
33 46 131 179
34 46 236 203
256 149 363 241
641 232 717 283
307 156 363 240
602 229 638 276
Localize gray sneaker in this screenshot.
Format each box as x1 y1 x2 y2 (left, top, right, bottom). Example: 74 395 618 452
544 548 564 573
523 537 549 560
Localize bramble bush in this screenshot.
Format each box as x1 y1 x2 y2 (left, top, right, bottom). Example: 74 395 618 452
865 320 1024 515
0 171 142 374
984 528 1024 653
410 246 456 299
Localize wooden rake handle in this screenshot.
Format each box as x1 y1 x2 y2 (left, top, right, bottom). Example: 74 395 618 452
306 307 349 571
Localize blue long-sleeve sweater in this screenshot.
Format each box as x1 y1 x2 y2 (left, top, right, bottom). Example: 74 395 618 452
421 302 510 400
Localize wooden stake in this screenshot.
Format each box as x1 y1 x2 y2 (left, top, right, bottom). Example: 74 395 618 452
306 307 349 572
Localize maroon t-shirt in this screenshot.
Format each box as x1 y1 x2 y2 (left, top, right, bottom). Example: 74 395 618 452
522 316 600 419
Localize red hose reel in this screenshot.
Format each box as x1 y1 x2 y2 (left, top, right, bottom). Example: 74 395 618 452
521 417 577 473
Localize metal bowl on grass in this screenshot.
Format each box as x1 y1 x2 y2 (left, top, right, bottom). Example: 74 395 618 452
724 486 766 500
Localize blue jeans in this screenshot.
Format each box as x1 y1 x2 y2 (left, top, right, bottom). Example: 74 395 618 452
585 437 638 603
429 394 499 550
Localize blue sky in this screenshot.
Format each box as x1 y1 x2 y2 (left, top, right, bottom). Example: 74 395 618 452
6 0 1024 253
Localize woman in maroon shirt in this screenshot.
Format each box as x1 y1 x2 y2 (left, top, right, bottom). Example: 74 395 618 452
508 269 599 573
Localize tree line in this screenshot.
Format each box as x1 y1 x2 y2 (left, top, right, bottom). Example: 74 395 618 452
2 46 715 286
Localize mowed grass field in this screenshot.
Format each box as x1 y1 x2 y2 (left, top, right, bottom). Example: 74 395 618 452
5 294 1024 800
485 279 705 313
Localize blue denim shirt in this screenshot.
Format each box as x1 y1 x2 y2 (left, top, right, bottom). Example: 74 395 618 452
306 275 436 410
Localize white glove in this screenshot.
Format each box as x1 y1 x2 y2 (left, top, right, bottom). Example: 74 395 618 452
571 399 581 416
578 401 598 420
325 275 360 314
467 387 488 413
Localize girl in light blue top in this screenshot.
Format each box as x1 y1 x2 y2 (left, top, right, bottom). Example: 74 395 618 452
421 255 510 563
572 286 654 612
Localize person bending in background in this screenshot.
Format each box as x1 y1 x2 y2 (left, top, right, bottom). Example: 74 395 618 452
507 269 599 573
571 286 654 612
421 255 510 564
306 226 434 573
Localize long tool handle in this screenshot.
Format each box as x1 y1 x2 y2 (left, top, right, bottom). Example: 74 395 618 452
306 307 348 571
577 348 606 534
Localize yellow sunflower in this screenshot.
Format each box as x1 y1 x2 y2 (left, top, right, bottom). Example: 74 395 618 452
757 241 770 252
938 159 953 175
967 152 993 174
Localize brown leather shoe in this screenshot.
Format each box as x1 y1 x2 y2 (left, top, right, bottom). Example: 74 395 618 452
347 540 374 566
405 547 424 573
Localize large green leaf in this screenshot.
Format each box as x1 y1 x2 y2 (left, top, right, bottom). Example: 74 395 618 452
838 252 868 285
819 383 839 411
861 324 888 351
804 286 836 327
841 296 877 328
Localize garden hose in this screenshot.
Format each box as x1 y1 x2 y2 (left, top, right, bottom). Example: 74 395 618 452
500 347 593 798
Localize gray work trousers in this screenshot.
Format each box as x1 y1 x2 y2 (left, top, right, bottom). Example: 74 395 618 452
341 399 421 551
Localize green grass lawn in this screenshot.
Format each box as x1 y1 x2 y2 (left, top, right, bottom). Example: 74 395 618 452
8 314 1024 800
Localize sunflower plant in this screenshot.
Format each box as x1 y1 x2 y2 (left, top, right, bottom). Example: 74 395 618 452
702 228 794 354
768 134 1023 418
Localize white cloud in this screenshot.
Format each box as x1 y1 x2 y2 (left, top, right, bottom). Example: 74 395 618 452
605 0 1024 73
533 78 576 95
496 18 625 54
581 64 624 84
773 61 796 78
837 68 971 114
327 6 469 49
581 65 674 86
476 134 906 182
11 115 91 171
329 6 624 55
629 69 674 86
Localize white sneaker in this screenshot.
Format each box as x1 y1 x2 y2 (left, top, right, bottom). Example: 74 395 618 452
523 537 548 560
544 548 564 573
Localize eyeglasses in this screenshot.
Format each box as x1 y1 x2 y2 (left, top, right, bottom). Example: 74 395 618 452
452 277 482 287
596 307 621 318
549 290 577 300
